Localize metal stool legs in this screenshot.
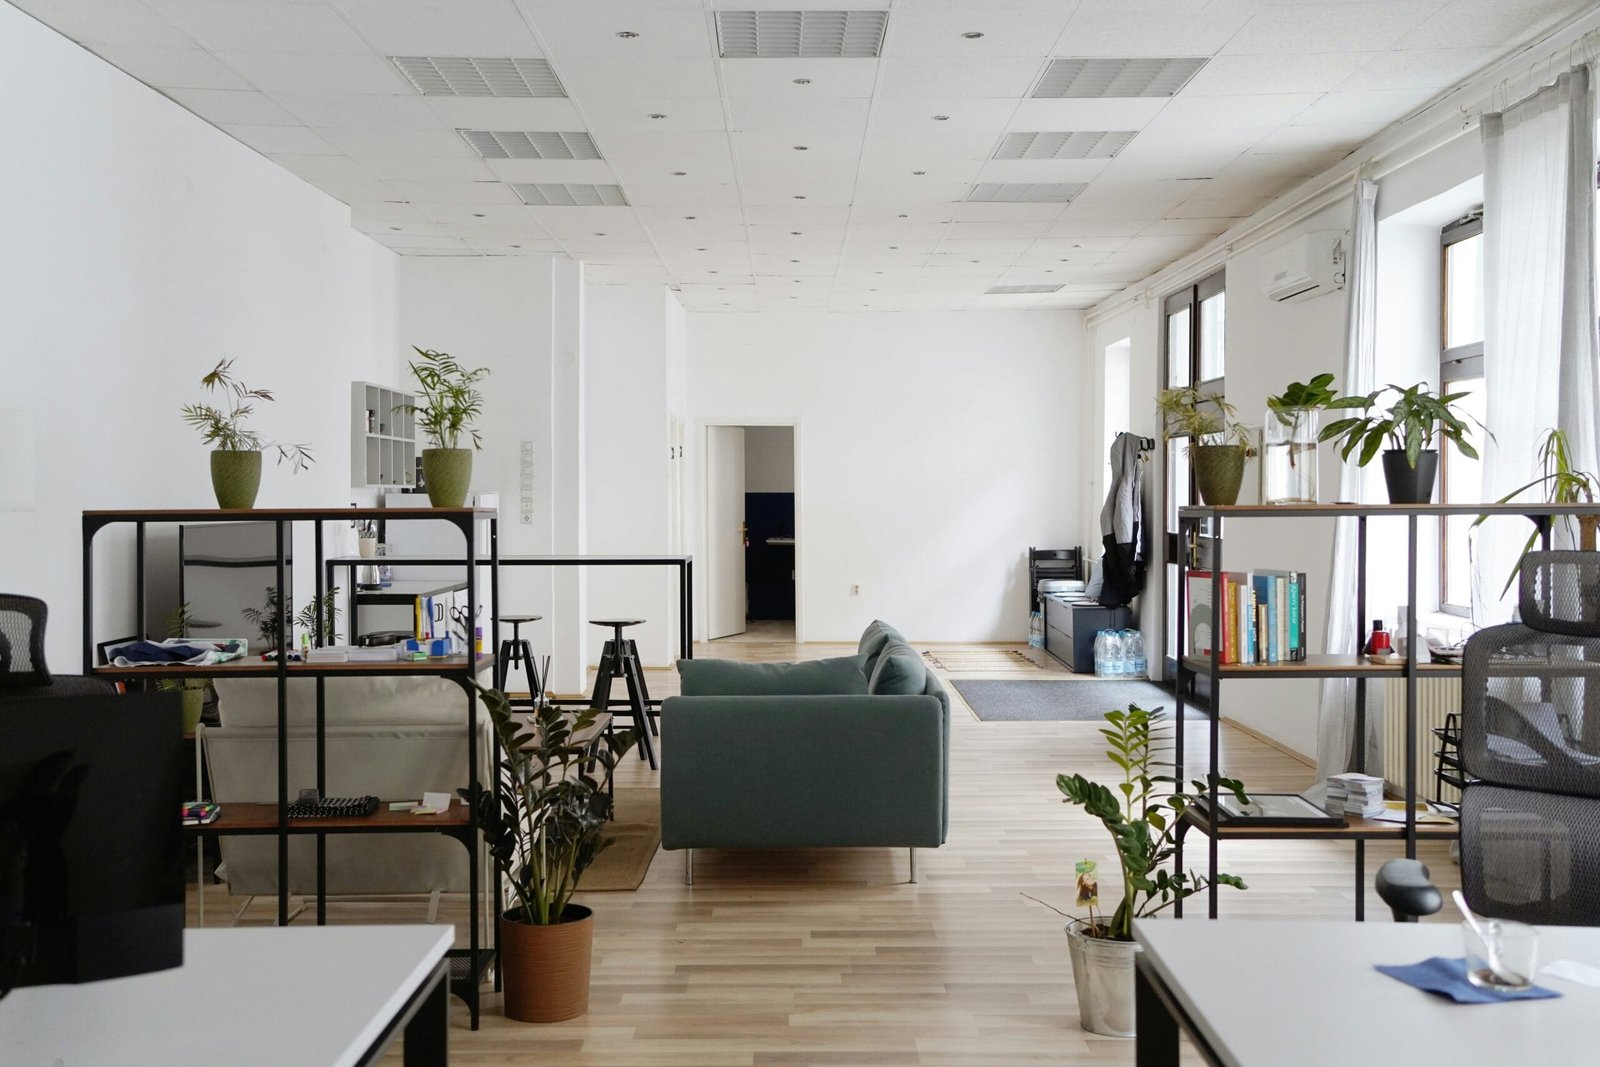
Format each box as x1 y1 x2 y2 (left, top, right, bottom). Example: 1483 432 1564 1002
590 634 657 769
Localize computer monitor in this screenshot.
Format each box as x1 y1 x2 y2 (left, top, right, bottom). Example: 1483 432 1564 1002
0 693 184 991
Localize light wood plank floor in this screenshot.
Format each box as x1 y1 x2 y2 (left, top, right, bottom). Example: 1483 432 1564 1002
194 637 1459 1065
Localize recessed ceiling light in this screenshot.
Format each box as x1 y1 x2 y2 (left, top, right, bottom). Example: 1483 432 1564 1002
648 113 667 119
709 270 719 274
793 77 811 85
793 279 801 283
911 171 925 176
889 245 898 249
616 30 639 38
932 115 950 121
684 215 697 220
594 232 606 236
961 31 985 39
896 214 908 218
473 212 485 217
697 247 707 251
673 171 687 176
1073 243 1084 248
790 231 802 235
790 258 800 263
794 145 808 151
510 244 521 248
793 195 806 199
389 226 401 231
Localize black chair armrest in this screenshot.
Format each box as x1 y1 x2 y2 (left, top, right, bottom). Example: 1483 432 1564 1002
1376 858 1443 922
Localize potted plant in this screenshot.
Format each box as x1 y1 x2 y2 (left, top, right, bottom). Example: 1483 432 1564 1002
1262 372 1345 505
1475 428 1600 597
157 602 210 733
181 359 313 509
463 686 635 1023
240 587 341 653
398 347 488 508
1319 381 1484 504
1157 387 1253 505
1054 704 1248 1037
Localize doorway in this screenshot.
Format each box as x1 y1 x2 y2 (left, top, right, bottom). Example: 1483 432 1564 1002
704 423 798 642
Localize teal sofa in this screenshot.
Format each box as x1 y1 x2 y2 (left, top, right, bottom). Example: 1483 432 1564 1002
660 620 949 883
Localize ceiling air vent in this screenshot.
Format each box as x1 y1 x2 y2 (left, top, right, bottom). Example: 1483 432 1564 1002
510 183 629 207
987 284 1064 295
993 131 1136 161
460 131 601 160
1032 57 1206 99
966 182 1087 204
715 10 889 58
390 57 566 98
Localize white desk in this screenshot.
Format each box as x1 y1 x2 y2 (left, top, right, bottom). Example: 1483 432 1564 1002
0 925 452 1066
1133 919 1600 1067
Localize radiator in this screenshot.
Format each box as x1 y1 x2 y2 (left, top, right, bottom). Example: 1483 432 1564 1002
1382 677 1463 805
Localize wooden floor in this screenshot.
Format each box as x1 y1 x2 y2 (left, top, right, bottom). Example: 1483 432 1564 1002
195 636 1460 1065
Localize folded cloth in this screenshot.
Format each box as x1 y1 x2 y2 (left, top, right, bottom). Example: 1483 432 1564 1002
111 638 246 667
1376 957 1561 1003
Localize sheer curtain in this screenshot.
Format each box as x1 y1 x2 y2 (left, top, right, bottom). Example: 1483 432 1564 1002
1315 179 1382 782
1476 64 1600 624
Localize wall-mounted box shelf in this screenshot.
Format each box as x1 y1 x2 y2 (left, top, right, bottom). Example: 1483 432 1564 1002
351 381 416 489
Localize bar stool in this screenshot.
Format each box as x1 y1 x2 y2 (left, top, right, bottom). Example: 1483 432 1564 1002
588 618 658 770
497 615 543 707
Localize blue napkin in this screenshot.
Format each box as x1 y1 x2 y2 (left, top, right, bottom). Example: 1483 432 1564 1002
1376 956 1561 1003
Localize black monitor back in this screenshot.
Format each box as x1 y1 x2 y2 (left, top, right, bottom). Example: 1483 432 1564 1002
0 693 184 988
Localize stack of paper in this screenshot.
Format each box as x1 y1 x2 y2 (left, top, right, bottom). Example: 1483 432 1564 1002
1325 772 1386 818
305 647 349 663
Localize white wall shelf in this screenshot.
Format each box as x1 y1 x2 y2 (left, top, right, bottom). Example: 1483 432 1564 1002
350 381 416 488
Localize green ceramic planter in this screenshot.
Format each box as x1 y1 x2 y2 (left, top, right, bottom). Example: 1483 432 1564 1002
179 686 205 734
422 448 472 508
1191 444 1247 506
210 450 262 509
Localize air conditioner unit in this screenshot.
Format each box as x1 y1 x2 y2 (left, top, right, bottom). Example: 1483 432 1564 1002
1260 230 1346 302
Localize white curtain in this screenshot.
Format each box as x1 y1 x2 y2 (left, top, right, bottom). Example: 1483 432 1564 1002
1475 64 1600 624
1315 179 1382 782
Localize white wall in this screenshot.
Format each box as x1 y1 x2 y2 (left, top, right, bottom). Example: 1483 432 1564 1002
0 5 398 672
745 426 795 493
687 309 1085 643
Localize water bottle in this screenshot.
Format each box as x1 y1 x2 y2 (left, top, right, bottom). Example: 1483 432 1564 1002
1128 630 1147 678
1028 611 1044 649
1104 630 1125 677
1093 630 1109 676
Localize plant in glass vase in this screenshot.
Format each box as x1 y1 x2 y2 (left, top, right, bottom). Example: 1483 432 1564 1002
1157 386 1254 505
180 359 313 509
1262 373 1345 505
1052 704 1248 1037
397 347 489 508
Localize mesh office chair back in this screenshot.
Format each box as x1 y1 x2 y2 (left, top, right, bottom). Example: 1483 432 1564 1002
0 594 51 687
1460 551 1600 924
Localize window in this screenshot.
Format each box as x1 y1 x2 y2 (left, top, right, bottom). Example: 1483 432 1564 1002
1439 212 1483 615
1162 269 1225 669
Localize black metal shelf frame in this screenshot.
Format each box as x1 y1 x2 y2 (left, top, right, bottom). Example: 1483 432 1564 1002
1170 502 1599 922
82 506 499 1029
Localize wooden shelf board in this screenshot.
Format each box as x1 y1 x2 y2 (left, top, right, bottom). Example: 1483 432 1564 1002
86 507 494 520
1181 502 1600 519
1180 654 1462 678
96 654 492 679
185 801 470 835
1181 807 1458 840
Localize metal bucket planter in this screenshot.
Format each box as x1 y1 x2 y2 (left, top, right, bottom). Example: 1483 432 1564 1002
1191 444 1247 506
1066 919 1139 1038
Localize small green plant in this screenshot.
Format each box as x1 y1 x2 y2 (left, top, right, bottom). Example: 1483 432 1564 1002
240 587 341 648
1267 372 1342 425
463 686 635 926
1319 381 1484 469
180 358 313 469
1055 704 1248 942
158 602 208 697
1157 386 1252 447
398 347 489 451
1475 428 1600 596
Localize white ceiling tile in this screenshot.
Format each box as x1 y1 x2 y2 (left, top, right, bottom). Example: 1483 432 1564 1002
1145 92 1321 130
148 1 371 53
1249 124 1371 154
269 92 445 130
527 206 647 238
949 202 1068 223
317 126 475 157
386 180 523 205
744 204 852 226
862 130 1001 164
717 58 879 98
875 57 1045 99
217 52 413 94
519 3 714 58
728 97 872 130
1054 5 1256 57
1009 98 1169 130
1221 1 1446 55
599 130 734 161
424 97 585 129
410 202 552 230
1140 217 1231 237
734 128 866 162
7 0 190 47
1290 87 1439 128
871 96 1020 130
87 44 254 89
299 172 399 204
219 122 341 154
1180 53 1377 96
558 238 658 255
355 154 497 181
1395 0 1591 49
558 57 720 98
882 5 1073 58
333 0 545 56
350 202 433 231
162 87 301 125
583 97 728 133
1338 47 1499 90
623 182 744 208
1166 194 1275 219
267 152 380 181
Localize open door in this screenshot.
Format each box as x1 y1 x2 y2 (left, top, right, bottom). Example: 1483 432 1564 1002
706 425 747 640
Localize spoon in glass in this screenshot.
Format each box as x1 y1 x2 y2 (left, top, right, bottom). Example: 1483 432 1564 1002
1454 890 1516 985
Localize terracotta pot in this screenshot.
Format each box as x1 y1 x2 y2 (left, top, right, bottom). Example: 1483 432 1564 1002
499 905 594 1022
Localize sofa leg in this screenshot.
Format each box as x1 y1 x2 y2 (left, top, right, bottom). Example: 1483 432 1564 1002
685 848 694 886
908 848 917 885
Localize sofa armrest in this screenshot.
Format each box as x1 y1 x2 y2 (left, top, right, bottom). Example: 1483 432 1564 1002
660 694 945 850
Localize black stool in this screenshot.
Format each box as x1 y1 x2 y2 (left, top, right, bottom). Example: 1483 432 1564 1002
588 618 658 770
497 615 544 707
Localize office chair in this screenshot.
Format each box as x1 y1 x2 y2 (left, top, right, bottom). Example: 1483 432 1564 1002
1379 551 1600 924
0 595 114 701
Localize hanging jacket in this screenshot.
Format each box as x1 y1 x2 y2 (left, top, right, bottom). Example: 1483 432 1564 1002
1098 432 1146 608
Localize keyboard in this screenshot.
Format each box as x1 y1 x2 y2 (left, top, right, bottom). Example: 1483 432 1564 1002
286 795 380 819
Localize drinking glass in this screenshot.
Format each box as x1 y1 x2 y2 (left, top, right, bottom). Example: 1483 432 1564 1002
1462 919 1538 991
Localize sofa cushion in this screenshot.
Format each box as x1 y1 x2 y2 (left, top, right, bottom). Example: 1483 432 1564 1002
858 620 905 676
869 639 926 695
676 655 871 697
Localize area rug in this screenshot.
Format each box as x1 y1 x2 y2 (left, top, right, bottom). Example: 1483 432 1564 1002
951 679 1203 722
921 648 1042 672
581 787 660 891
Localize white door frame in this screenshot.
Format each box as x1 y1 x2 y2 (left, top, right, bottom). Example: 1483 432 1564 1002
696 417 803 644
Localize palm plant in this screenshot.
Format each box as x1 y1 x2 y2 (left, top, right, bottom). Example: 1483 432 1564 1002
1056 704 1248 941
464 686 636 926
180 358 313 468
1475 428 1600 596
398 347 489 451
1156 386 1252 446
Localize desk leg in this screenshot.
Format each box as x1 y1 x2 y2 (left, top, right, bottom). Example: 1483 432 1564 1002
681 560 693 660
403 961 449 1067
1135 959 1180 1067
1354 840 1366 922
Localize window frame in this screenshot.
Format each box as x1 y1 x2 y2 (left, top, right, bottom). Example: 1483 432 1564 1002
1438 211 1484 617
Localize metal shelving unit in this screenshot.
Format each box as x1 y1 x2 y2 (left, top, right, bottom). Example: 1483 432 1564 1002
1173 502 1600 922
82 506 498 1027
